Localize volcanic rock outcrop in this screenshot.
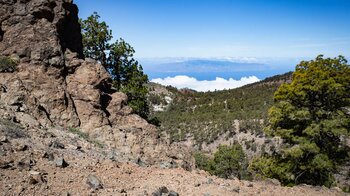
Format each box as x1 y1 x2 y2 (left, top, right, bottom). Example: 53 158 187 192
0 0 193 167
1 0 111 129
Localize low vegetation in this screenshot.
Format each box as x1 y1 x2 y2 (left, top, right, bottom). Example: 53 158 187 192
194 143 251 180
0 119 26 139
0 56 18 72
68 127 104 148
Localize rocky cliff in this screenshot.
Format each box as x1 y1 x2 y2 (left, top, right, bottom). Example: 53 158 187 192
0 0 192 167
1 0 115 130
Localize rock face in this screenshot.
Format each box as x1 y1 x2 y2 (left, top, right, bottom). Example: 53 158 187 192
0 0 116 130
0 0 149 132
0 0 193 167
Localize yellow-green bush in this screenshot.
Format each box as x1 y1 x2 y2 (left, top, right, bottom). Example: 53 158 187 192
0 56 18 72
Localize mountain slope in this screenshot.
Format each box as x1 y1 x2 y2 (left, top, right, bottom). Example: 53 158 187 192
150 72 292 146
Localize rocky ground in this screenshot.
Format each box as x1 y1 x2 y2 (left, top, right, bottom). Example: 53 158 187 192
0 119 347 196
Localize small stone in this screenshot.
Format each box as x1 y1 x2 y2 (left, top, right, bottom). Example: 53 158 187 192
231 186 240 193
135 157 146 167
247 183 253 187
15 185 24 194
0 160 14 169
266 178 280 186
120 189 127 193
55 157 69 168
43 152 54 161
15 143 28 151
49 140 65 149
62 191 71 196
0 136 8 143
29 171 40 175
29 159 36 167
152 186 169 196
17 160 33 171
107 150 117 161
29 171 47 184
86 174 103 190
207 178 214 184
28 176 39 185
160 161 177 169
168 190 179 196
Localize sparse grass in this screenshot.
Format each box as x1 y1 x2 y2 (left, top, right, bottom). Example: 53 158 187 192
0 118 23 129
0 118 26 138
0 56 18 72
68 127 89 139
68 127 104 148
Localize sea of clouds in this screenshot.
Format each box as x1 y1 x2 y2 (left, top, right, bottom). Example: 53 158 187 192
151 75 260 92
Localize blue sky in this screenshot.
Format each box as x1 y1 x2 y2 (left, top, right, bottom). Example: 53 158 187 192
75 0 350 59
74 0 350 91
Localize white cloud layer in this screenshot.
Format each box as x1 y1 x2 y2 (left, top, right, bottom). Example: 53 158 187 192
151 75 260 92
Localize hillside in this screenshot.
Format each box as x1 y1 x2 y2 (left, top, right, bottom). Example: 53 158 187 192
148 70 350 191
149 72 292 147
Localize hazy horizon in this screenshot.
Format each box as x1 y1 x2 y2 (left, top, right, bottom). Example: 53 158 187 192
74 0 350 91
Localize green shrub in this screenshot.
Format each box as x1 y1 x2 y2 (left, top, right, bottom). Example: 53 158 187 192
194 152 212 170
342 184 350 193
0 56 18 72
211 144 250 180
251 143 257 152
147 116 161 126
148 93 167 105
251 55 350 187
245 140 252 149
194 143 251 180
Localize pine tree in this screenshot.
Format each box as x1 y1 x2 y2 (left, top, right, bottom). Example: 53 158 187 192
109 38 150 119
251 55 350 187
80 12 112 66
80 13 150 119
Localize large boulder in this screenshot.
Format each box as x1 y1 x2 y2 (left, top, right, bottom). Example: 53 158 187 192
66 58 111 131
0 0 115 130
